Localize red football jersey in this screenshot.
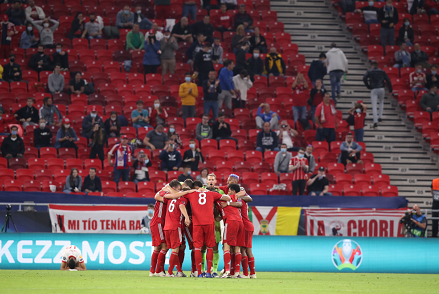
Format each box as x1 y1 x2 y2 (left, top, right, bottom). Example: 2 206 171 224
219 194 243 222
238 197 254 231
219 185 229 194
150 191 168 226
184 191 223 225
163 197 187 230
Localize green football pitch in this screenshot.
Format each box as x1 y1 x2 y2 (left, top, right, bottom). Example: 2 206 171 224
1 270 438 294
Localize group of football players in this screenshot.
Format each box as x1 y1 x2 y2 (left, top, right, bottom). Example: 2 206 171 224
149 173 256 278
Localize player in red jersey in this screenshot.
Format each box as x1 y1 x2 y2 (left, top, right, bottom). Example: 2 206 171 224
236 191 256 279
218 183 246 278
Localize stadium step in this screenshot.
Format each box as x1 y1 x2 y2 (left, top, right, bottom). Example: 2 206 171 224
271 0 439 213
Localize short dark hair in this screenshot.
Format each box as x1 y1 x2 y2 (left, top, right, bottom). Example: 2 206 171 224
193 180 203 188
185 72 191 76
228 183 240 193
10 125 18 131
38 44 44 48
205 186 216 191
68 258 76 269
214 37 220 41
346 132 353 136
223 59 233 67
240 69 248 76
136 100 143 105
370 61 378 67
89 12 95 16
281 143 287 147
196 33 204 38
90 167 97 172
54 63 61 68
319 53 326 59
43 97 50 104
169 179 181 189
299 147 305 152
184 179 194 189
27 97 34 102
432 64 439 69
416 63 423 67
148 203 154 209
189 139 195 142
218 111 225 118
56 43 62 47
220 2 226 5
9 53 15 58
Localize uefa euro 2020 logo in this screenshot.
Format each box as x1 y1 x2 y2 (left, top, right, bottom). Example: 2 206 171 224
332 239 363 270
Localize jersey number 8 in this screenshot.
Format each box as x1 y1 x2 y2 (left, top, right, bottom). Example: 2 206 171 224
168 199 177 212
199 192 207 205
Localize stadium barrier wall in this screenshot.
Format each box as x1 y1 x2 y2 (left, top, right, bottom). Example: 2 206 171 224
1 233 438 273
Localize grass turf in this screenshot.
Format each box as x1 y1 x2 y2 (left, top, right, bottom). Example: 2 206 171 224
1 270 438 294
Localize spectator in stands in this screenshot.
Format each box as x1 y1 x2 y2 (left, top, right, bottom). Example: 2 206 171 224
274 144 292 174
427 64 439 89
82 168 102 195
194 42 214 86
308 79 326 124
307 167 332 196
167 126 183 150
363 61 392 129
247 48 264 80
289 147 309 195
69 72 85 95
411 43 429 67
186 33 205 66
354 1 380 24
249 27 267 54
39 97 62 126
143 33 161 74
182 0 197 21
393 43 411 68
256 103 280 130
304 145 315 173
34 118 52 149
55 119 78 150
63 168 82 194
377 0 399 47
160 29 178 75
31 18 59 48
108 134 132 184
171 17 193 43
308 53 327 87
203 71 221 119
420 85 439 113
145 23 164 41
277 121 299 152
348 101 367 142
29 44 52 73
233 69 252 108
218 59 235 109
178 166 194 181
154 0 171 21
104 111 121 138
211 38 224 64
397 18 414 46
67 12 86 39
83 13 103 40
234 4 253 32
3 53 22 82
256 122 280 153
265 47 286 77
0 15 17 59
52 43 69 71
116 5 134 29
179 72 198 120
292 72 309 125
196 167 209 185
233 41 249 75
48 64 65 95
132 150 152 184
183 139 205 171
221 0 237 10
82 106 104 139
144 124 169 150
133 6 153 30
339 0 356 15
149 99 168 127
215 4 233 35
126 23 144 52
410 63 428 93
132 100 151 130
339 133 363 165
159 141 182 172
192 15 214 43
1 125 24 159
409 0 435 15
14 97 39 129
326 42 348 103
25 0 45 23
196 115 213 141
212 111 237 142
6 1 25 26
20 22 39 49
315 92 337 145
231 25 249 54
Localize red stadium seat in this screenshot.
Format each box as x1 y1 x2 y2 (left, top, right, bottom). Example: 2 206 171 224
58 148 77 159
260 172 279 185
242 172 260 184
364 163 382 175
4 179 23 191
245 150 263 163
16 169 34 181
234 161 252 173
23 180 41 192
249 183 267 195
47 158 65 170
327 163 345 175
372 174 390 186
346 163 364 175
167 171 183 181
361 185 380 196
40 147 58 159
381 185 398 197
84 159 102 170
219 139 237 151
8 158 26 170
354 174 372 186
66 158 83 170
102 181 117 193
137 181 155 194
118 181 136 194
335 174 352 186
149 170 167 182
35 170 53 182
343 185 360 196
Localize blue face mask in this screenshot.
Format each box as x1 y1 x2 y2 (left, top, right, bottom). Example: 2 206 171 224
253 53 259 58
90 113 97 118
187 171 191 176
185 77 191 82
0 117 2 121
281 148 287 153
369 1 374 6
11 131 17 135
404 21 410 26
148 208 154 215
144 159 149 164
432 71 437 75
298 153 304 158
56 49 61 53
417 69 422 73
124 9 130 14
169 128 175 133
189 143 195 149
356 108 361 113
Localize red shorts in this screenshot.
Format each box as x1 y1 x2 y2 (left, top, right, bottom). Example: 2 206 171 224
245 229 253 248
183 223 194 250
193 224 216 248
223 220 245 247
150 223 166 247
165 228 182 249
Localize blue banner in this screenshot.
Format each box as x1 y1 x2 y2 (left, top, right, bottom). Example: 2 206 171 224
0 233 437 273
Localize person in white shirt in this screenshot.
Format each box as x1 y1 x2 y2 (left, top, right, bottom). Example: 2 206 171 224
326 42 348 103
232 69 253 108
276 120 299 151
25 0 45 22
60 245 87 271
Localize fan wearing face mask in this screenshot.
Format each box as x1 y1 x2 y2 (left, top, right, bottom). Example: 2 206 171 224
159 28 178 75
132 150 153 184
347 101 367 143
246 48 264 81
55 118 78 150
82 106 104 139
377 0 399 47
183 139 205 171
104 111 121 138
30 17 59 48
28 44 52 73
83 13 102 40
427 64 439 89
354 1 380 25
34 118 52 150
1 125 25 159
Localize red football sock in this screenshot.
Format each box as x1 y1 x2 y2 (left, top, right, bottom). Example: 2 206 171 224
234 252 242 274
168 252 177 275
178 250 185 270
150 250 159 273
230 253 235 275
156 249 167 274
206 248 213 274
223 250 230 272
242 256 249 276
195 248 202 274
191 250 196 273
175 252 182 272
249 257 255 275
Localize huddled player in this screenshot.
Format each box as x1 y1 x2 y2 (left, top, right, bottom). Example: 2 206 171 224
60 245 86 271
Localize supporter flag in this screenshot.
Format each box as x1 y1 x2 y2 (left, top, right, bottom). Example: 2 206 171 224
249 206 301 236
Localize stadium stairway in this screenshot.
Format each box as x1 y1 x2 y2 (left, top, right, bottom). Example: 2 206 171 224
271 0 439 210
